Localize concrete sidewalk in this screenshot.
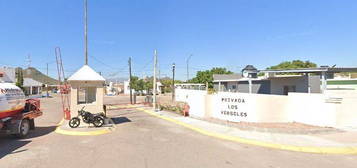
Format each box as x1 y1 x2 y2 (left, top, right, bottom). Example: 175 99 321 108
55 118 115 136
135 105 357 154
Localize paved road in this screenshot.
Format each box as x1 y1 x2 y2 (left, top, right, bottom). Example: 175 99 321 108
1 96 357 168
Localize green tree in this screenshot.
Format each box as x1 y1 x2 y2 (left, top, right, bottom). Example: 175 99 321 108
159 79 182 93
144 78 153 93
130 76 158 94
15 68 24 90
160 79 174 93
129 76 139 91
136 79 145 92
189 67 233 88
267 60 317 70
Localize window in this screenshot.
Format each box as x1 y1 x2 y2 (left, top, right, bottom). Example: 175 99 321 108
78 87 96 104
248 73 257 78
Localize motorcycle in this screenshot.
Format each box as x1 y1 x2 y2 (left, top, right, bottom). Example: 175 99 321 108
69 106 105 128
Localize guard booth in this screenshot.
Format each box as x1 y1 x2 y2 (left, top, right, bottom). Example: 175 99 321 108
67 65 106 118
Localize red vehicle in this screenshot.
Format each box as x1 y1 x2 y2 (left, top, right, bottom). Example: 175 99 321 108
0 83 43 138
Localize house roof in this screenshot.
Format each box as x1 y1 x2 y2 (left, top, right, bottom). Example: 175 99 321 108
260 67 357 73
213 74 242 82
23 78 43 87
68 65 105 81
242 65 258 71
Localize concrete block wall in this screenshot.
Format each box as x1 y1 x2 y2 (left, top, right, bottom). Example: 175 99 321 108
286 93 338 127
336 97 357 128
176 88 357 128
175 89 206 117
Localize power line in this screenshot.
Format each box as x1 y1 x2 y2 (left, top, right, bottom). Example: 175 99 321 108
88 54 129 78
89 55 127 70
89 55 114 69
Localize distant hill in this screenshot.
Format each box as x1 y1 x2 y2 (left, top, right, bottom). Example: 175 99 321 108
22 67 58 85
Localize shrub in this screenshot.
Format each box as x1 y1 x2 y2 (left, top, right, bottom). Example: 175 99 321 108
158 102 186 115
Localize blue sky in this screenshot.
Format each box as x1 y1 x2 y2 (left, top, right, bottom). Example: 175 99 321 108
1 0 357 80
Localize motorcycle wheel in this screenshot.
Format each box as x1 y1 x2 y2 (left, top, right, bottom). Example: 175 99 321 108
93 116 104 127
69 117 80 128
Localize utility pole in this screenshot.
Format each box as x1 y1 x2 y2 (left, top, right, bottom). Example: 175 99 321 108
27 54 31 68
84 0 88 65
153 50 157 111
129 57 132 104
46 63 49 97
158 65 161 81
172 63 175 101
186 54 192 82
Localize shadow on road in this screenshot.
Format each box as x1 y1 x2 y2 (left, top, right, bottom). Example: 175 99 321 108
111 117 131 125
0 126 56 159
0 139 30 159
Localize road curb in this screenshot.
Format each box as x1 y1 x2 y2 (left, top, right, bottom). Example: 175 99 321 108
54 118 114 136
135 106 357 155
106 104 138 110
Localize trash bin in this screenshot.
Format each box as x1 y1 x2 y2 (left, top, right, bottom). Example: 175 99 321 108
133 93 137 104
183 104 190 117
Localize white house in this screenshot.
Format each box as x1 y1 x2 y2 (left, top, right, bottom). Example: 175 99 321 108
23 78 43 95
0 67 16 83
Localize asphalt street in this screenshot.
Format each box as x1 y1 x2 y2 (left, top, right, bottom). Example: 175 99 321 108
1 95 357 168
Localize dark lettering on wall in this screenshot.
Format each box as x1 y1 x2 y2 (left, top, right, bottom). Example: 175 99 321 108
221 98 246 103
220 111 247 117
220 97 247 118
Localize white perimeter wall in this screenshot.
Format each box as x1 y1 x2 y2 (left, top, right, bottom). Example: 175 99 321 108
287 93 337 127
175 89 207 117
176 89 357 128
210 92 290 123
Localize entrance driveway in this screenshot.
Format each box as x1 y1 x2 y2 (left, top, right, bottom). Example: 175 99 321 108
1 95 357 168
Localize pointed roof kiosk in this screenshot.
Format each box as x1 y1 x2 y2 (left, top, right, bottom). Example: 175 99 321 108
67 65 106 118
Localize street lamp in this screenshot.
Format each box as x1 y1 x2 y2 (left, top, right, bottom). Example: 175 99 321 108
172 63 175 101
186 54 192 82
